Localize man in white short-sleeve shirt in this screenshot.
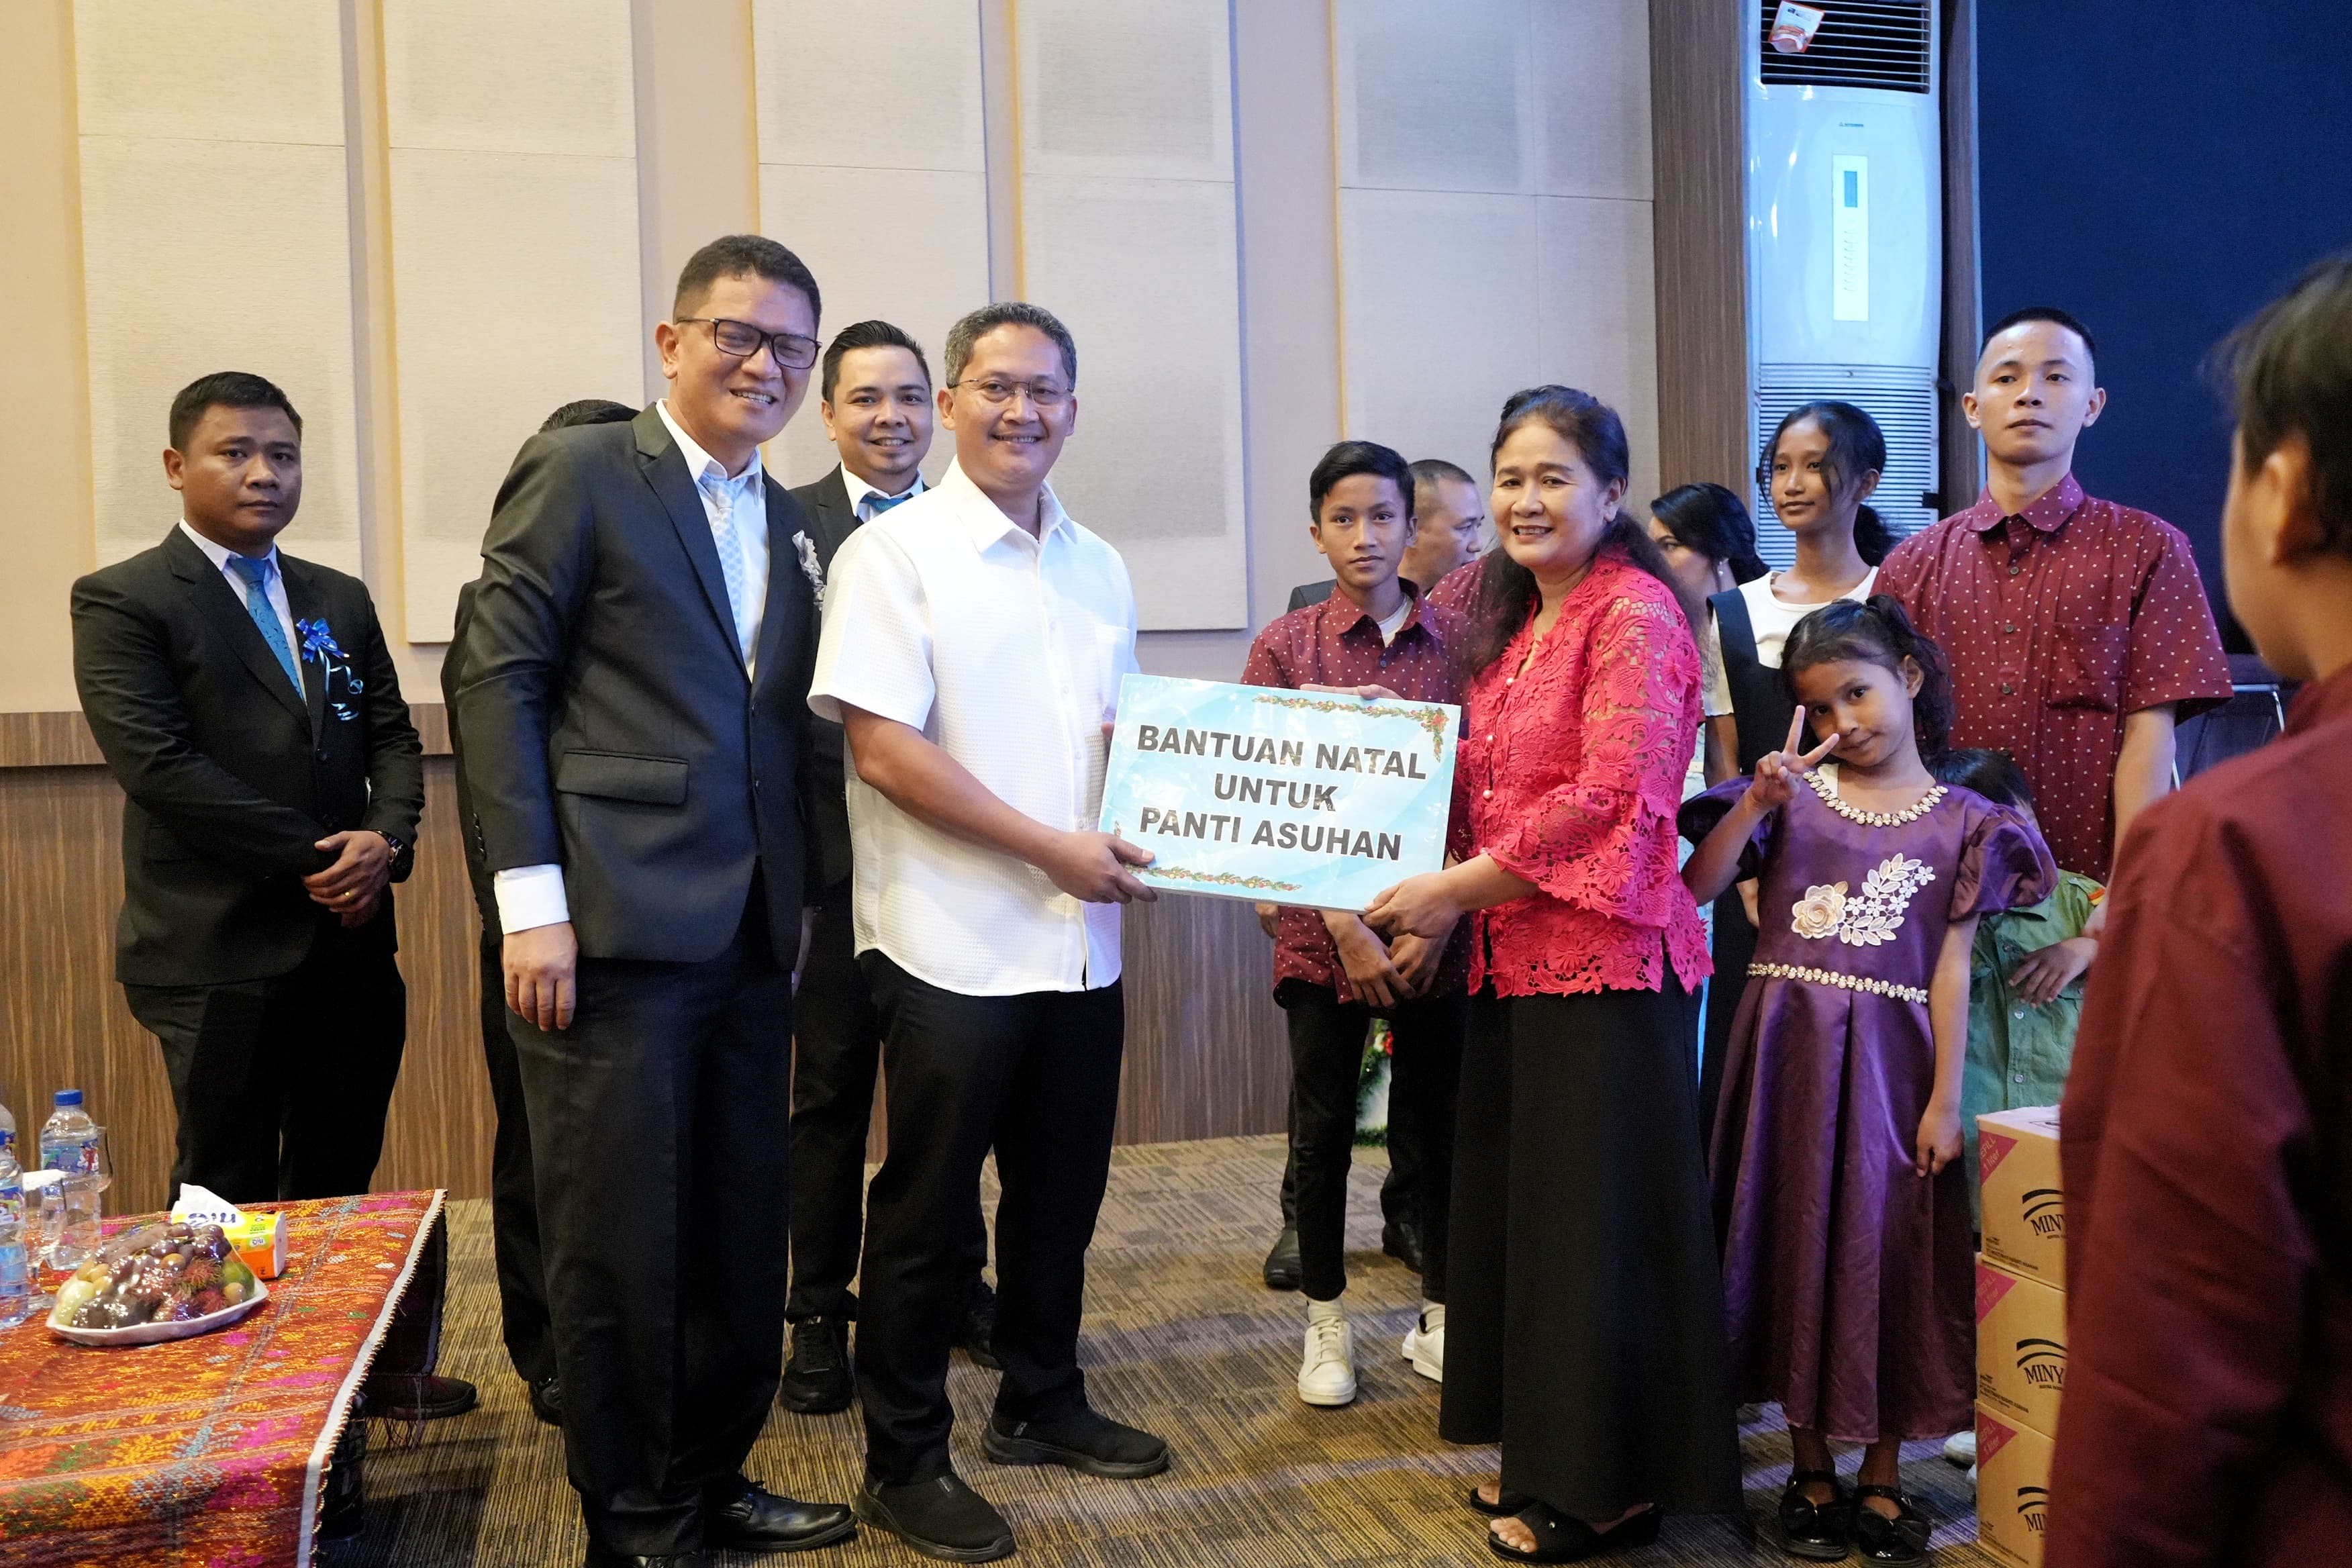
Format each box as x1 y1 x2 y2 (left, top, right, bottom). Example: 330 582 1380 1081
809 301 1171 1561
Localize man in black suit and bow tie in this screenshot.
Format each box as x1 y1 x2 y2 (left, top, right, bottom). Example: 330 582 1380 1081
780 321 997 1416
72 371 422 1208
454 235 853 1567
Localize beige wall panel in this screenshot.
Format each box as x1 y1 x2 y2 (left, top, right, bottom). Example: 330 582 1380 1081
752 0 984 173
1338 188 1538 483
1537 195 1660 510
1532 0 1652 201
1017 0 1233 184
389 150 644 640
757 164 988 487
72 0 343 146
1336 0 1530 195
79 136 364 572
382 0 635 158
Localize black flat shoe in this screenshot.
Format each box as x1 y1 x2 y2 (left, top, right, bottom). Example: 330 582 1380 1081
854 1473 1014 1563
702 1476 856 1553
981 1408 1171 1478
1777 1469 1852 1561
1468 1484 1534 1517
781 1316 854 1414
961 1279 1002 1371
1487 1503 1662 1562
583 1545 709 1568
527 1373 562 1426
1382 1218 1425 1275
364 1373 479 1422
1850 1485 1929 1566
1263 1227 1302 1290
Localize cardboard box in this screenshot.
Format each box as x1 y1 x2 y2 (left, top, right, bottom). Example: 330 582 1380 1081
1979 1105 2064 1285
1977 1257 2065 1434
1976 1404 2054 1567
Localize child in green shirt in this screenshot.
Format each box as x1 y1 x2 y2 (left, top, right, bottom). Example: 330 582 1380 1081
1930 748 2103 1211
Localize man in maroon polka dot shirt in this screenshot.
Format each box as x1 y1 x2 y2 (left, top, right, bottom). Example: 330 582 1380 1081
1877 307 2232 883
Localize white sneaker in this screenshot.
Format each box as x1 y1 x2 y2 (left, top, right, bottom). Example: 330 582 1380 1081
1400 1303 1444 1382
1296 1301 1357 1406
1944 1430 1977 1466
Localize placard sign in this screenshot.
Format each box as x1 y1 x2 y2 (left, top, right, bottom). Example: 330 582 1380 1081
1097 674 1459 911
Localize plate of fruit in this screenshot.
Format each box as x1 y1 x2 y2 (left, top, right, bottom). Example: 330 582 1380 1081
47 1220 268 1345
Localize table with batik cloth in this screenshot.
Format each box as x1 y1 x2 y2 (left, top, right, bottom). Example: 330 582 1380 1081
0 1189 445 1567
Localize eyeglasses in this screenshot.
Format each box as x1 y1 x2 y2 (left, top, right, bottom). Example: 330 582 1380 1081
677 316 820 371
947 377 1071 409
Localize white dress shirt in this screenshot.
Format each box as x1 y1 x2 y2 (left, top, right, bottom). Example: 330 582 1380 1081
837 464 924 518
179 520 300 679
492 401 774 937
810 460 1140 995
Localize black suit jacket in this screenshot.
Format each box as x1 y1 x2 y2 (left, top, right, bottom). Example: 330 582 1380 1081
452 406 821 965
1287 579 1336 613
442 579 499 940
785 465 862 890
71 528 423 987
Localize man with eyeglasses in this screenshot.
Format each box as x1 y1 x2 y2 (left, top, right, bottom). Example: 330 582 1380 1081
812 301 1171 1562
455 234 853 1567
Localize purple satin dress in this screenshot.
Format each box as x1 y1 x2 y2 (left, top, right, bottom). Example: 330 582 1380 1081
1681 768 2055 1442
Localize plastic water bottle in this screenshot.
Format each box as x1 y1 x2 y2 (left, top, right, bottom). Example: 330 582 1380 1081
0 1131 30 1328
38 1091 101 1269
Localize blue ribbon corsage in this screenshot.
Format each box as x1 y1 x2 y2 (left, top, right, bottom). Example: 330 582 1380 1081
295 617 364 720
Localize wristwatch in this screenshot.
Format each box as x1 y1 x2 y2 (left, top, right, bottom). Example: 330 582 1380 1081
372 830 407 861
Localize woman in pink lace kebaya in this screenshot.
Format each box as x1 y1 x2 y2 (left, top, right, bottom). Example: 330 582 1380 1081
1369 387 1739 1563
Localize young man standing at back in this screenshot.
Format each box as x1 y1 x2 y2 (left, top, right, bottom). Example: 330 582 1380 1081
1877 307 2233 885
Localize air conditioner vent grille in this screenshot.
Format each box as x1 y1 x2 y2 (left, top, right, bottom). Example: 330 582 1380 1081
1759 2 1932 93
1753 366 1941 572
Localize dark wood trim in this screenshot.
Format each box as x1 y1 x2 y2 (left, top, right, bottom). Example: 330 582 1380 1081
1 705 454 768
1938 0 1984 513
1649 0 1751 496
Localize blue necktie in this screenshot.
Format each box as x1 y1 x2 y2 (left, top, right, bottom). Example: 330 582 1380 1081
861 491 911 521
228 555 303 697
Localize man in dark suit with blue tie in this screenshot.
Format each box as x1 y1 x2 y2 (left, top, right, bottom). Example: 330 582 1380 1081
72 371 423 1210
454 236 853 1567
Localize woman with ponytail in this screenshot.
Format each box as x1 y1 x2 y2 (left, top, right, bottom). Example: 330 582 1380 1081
1367 387 1738 1560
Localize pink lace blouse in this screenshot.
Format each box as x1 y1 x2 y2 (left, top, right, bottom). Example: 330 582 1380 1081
1451 550 1714 997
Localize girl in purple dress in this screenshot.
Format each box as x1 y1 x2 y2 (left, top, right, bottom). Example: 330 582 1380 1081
1680 598 2055 1565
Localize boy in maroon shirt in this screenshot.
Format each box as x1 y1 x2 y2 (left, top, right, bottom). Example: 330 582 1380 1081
1243 440 1470 1409
2047 255 2352 1567
1877 308 2232 883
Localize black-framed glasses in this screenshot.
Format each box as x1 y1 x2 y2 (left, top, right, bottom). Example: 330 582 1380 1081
946 377 1071 409
677 316 820 371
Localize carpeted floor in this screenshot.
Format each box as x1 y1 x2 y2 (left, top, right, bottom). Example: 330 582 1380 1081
327 1135 1996 1566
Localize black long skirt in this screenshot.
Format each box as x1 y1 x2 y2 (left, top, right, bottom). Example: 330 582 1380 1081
1440 980 1742 1521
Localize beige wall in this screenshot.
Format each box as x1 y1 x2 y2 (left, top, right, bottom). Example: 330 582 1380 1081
0 0 1658 712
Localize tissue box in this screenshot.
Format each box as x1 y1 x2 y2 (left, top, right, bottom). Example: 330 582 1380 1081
1978 1106 2064 1285
1976 1405 2054 1567
1977 1257 2065 1435
171 1185 289 1279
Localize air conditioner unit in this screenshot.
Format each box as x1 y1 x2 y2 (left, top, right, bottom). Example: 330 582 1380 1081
1747 1 1942 569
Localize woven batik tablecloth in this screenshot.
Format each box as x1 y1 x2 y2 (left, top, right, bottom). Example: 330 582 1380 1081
0 1189 445 1567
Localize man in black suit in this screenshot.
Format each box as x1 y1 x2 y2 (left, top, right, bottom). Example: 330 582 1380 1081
454 236 854 1567
72 371 424 1209
444 397 638 1430
781 322 997 1415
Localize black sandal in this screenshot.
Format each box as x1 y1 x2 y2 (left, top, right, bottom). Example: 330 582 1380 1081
1777 1469 1851 1561
1849 1485 1930 1565
1469 1484 1533 1517
1485 1502 1662 1563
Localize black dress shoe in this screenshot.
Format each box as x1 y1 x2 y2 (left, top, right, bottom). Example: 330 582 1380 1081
1263 1227 1302 1291
527 1373 562 1426
961 1279 1002 1371
981 1407 1170 1478
703 1476 856 1553
583 1544 709 1568
780 1316 854 1414
1381 1218 1425 1275
364 1373 479 1422
854 1473 1014 1563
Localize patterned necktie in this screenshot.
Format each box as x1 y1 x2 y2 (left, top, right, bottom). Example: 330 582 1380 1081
699 471 752 659
226 554 303 696
861 491 911 521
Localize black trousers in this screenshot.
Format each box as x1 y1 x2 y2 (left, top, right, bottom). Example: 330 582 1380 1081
856 952 1124 1486
479 936 553 1385
1277 979 1464 1302
786 880 985 1324
508 885 793 1557
124 916 405 1204
1277 1059 1419 1236
1699 893 1757 1144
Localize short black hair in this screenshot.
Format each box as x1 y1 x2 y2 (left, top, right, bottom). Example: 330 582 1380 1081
540 398 637 432
673 234 821 326
1650 481 1768 583
822 320 932 403
2212 251 2352 558
1928 746 2035 810
1308 440 1415 522
169 371 301 450
1985 305 2098 366
944 301 1076 388
1408 457 1475 501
